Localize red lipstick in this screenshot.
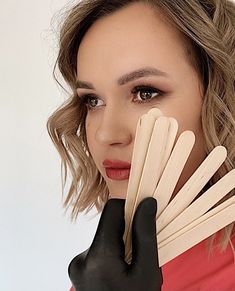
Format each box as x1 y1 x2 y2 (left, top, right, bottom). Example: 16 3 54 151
103 159 131 180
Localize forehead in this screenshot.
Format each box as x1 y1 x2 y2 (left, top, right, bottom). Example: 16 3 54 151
77 2 187 79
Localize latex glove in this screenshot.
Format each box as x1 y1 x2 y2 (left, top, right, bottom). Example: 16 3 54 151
68 197 162 291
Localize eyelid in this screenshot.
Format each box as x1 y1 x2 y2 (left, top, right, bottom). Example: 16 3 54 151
77 92 98 104
131 84 163 95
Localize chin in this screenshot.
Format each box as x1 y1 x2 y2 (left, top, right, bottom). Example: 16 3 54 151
107 180 129 199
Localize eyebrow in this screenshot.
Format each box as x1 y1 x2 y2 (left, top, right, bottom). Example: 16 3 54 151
76 67 169 90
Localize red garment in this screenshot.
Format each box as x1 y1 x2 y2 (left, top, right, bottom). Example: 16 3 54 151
162 236 235 291
69 236 235 291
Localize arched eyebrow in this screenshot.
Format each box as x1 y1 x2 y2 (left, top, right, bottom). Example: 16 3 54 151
76 67 169 89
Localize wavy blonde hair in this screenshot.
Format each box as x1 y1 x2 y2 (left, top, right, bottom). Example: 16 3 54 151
47 0 235 248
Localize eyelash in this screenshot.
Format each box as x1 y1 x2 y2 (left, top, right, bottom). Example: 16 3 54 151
78 84 164 111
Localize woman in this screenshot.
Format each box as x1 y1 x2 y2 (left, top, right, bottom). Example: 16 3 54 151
47 0 235 290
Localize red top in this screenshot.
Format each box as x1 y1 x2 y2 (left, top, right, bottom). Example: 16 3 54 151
162 236 235 291
70 236 235 291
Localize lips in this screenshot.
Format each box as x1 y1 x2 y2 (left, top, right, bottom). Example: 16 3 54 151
103 159 131 169
103 159 131 180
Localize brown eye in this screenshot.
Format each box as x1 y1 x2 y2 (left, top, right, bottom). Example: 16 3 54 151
132 86 162 103
87 96 98 107
80 95 104 110
138 90 158 100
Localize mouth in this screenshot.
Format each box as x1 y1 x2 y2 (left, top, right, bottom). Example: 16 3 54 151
103 159 131 181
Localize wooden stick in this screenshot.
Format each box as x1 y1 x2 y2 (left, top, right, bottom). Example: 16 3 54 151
160 118 178 174
153 131 195 217
157 146 227 232
136 117 170 199
124 108 163 263
158 168 235 244
124 116 169 258
158 196 235 266
159 195 235 248
124 114 156 242
124 110 163 258
123 108 235 267
147 108 164 119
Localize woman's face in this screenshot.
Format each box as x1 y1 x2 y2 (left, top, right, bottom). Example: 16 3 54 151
76 2 206 198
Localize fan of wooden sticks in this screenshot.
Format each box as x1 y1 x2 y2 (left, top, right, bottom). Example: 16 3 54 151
123 108 235 266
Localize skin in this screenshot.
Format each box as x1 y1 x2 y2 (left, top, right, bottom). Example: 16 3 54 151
76 2 207 199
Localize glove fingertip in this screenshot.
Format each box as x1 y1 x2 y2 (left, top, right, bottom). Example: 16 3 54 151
137 197 157 217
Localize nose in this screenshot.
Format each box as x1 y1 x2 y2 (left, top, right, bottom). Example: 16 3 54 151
95 105 132 147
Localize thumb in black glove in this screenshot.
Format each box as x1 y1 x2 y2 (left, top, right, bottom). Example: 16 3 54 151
68 197 163 291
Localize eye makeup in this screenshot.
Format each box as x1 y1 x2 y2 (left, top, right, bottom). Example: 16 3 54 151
77 82 166 110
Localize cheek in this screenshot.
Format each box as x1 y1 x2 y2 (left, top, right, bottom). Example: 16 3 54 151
164 100 206 195
163 91 203 135
162 87 206 160
173 103 205 161
161 68 204 134
176 109 202 135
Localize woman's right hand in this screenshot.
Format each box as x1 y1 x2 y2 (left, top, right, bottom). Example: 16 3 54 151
68 197 162 291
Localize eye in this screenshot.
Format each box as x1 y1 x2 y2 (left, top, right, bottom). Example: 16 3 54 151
131 85 163 104
79 95 104 110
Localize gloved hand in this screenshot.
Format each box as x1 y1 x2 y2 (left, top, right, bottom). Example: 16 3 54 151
68 197 162 291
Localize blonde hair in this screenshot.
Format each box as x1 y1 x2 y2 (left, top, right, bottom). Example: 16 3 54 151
47 0 235 248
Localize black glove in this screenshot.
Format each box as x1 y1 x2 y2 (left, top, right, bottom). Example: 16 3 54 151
68 197 162 291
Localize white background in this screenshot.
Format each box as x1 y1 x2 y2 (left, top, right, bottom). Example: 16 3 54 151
1 1 235 291
0 1 100 290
